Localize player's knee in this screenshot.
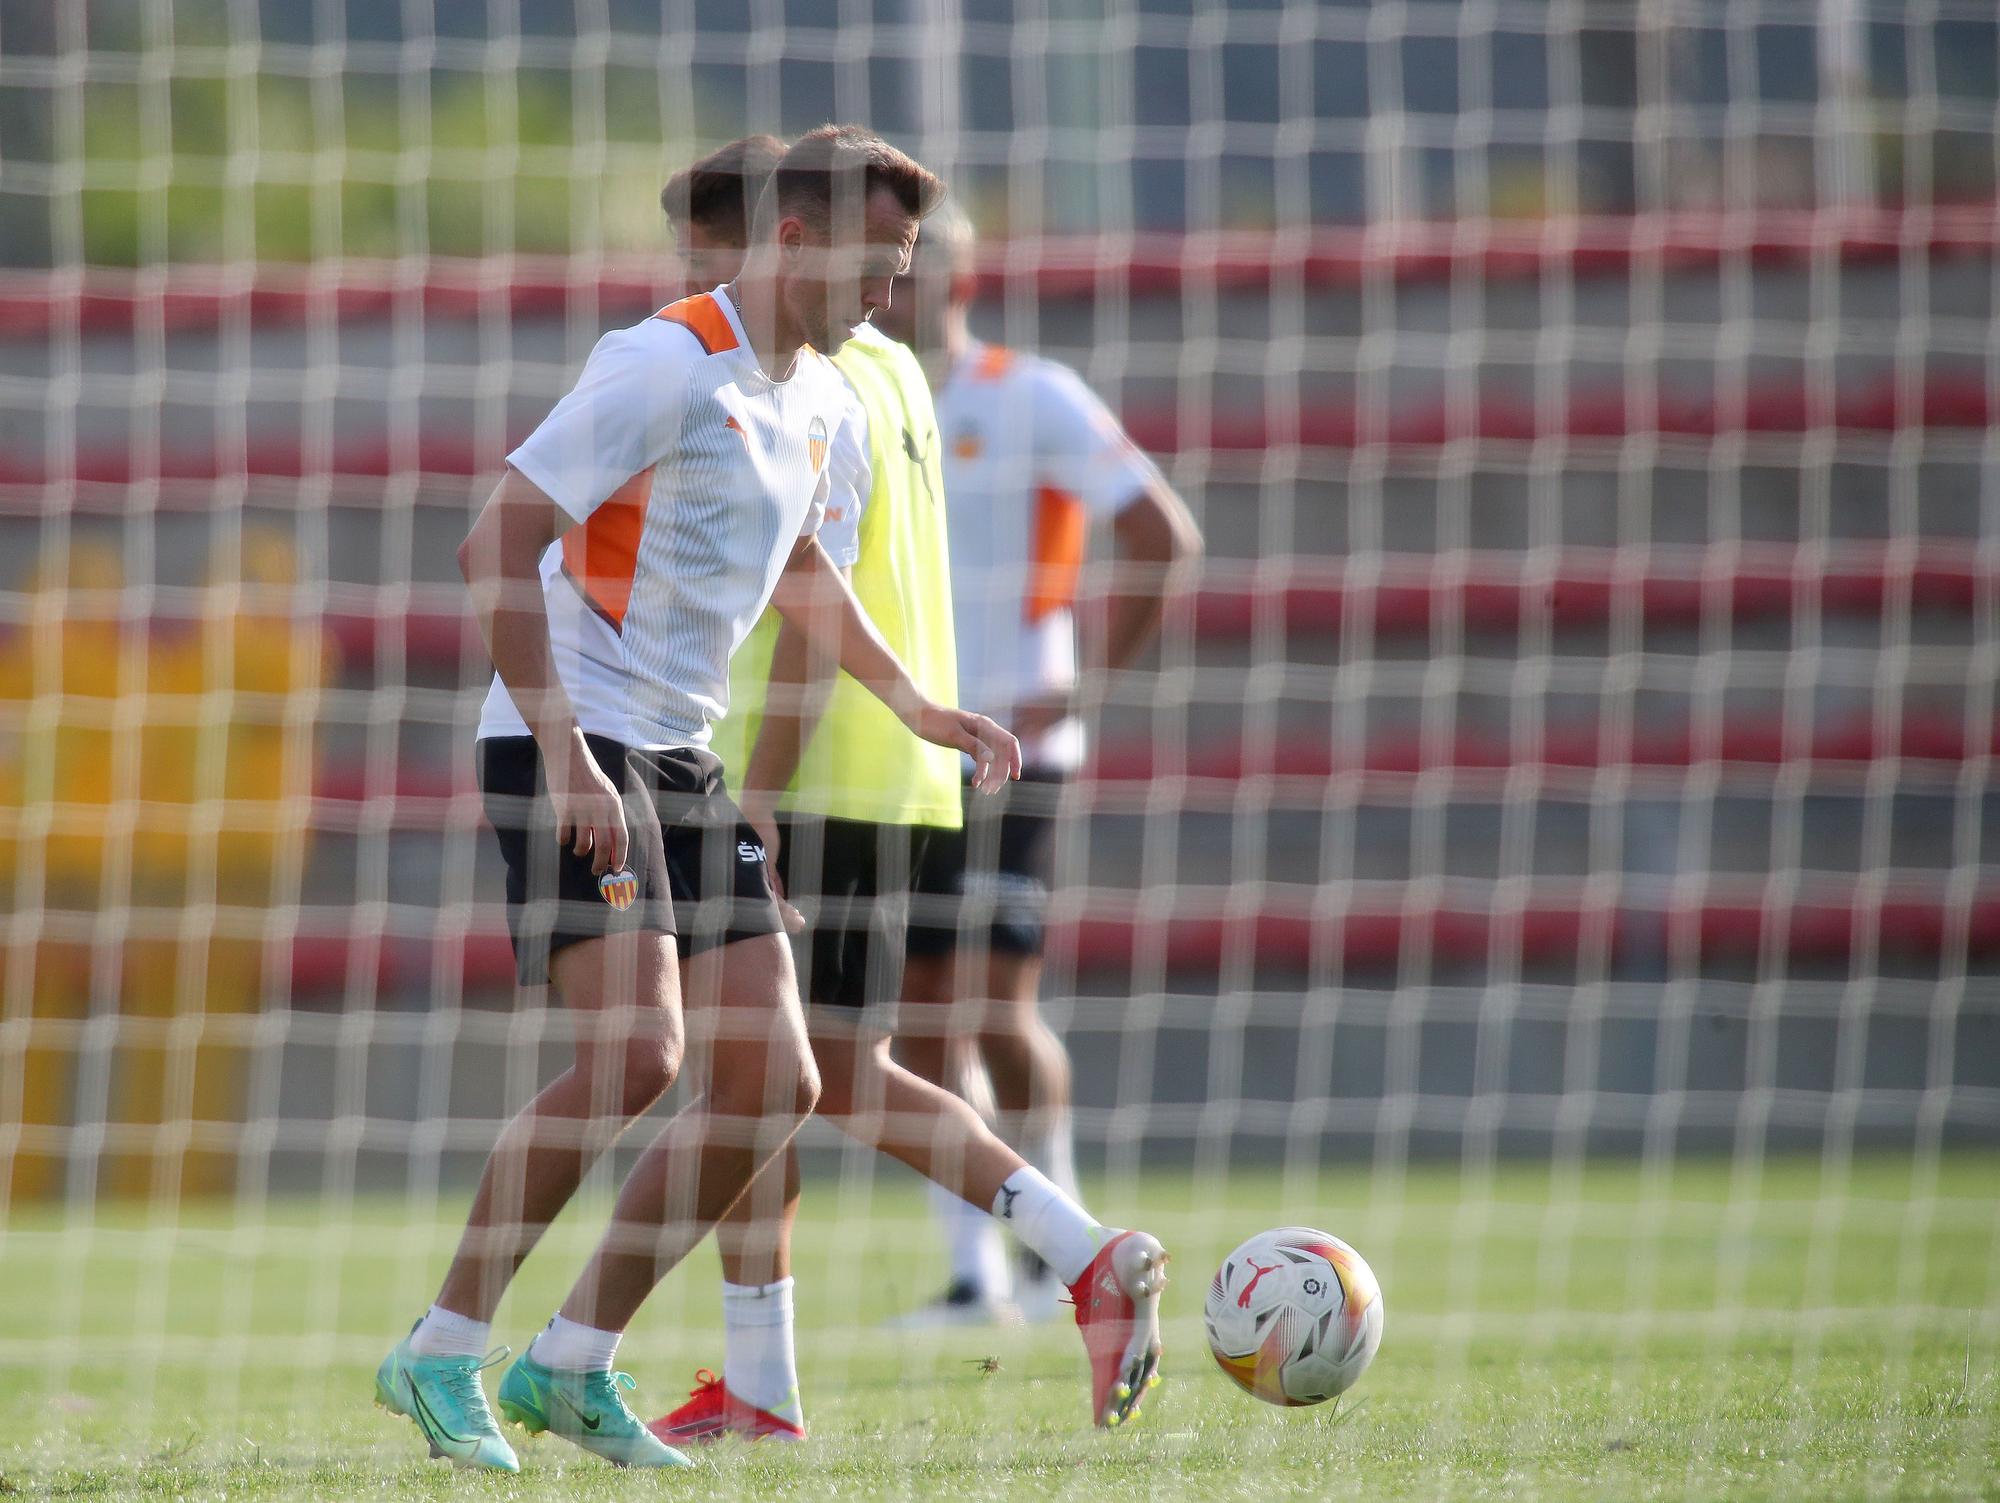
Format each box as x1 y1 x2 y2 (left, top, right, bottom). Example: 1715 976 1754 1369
612 1031 681 1116
709 1033 818 1123
808 1039 885 1123
762 1028 821 1124
790 1045 824 1122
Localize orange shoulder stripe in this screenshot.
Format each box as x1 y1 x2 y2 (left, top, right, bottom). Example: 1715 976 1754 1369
975 344 1016 380
654 293 740 355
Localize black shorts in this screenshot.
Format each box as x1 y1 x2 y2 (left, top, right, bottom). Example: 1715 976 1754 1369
775 815 933 1014
906 769 1063 960
478 734 785 986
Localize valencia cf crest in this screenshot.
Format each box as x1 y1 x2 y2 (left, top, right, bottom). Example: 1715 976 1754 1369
598 868 638 911
807 415 829 472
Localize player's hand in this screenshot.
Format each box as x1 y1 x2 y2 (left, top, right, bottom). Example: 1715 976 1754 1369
549 731 630 877
910 702 1022 795
1007 692 1073 748
740 792 806 935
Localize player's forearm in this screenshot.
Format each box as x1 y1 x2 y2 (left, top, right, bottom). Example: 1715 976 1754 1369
829 601 925 724
741 614 836 799
459 473 581 752
773 540 927 726
776 540 1021 788
1093 591 1170 679
1086 483 1204 678
482 605 584 750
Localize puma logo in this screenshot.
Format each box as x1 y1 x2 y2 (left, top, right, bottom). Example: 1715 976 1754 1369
902 426 939 506
1237 1258 1284 1309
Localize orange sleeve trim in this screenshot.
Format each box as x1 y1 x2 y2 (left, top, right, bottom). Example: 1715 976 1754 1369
1024 485 1086 624
560 467 655 632
653 293 740 355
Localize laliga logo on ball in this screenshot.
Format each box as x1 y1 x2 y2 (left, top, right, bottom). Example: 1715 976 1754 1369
598 868 638 911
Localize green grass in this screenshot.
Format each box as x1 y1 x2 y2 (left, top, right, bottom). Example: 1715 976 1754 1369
3 1152 1996 1500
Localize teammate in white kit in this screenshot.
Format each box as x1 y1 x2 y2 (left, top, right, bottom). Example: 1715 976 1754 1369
376 127 1020 1472
874 204 1203 1323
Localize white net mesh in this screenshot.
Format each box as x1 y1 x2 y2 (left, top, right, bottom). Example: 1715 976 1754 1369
2 2 1996 1496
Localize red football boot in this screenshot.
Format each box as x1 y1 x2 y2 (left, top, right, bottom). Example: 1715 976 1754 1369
649 1368 807 1445
1067 1229 1168 1428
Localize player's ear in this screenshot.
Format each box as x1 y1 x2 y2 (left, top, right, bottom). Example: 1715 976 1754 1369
776 214 810 264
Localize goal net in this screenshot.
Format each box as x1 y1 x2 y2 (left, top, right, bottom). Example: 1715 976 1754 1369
1 1 1995 1494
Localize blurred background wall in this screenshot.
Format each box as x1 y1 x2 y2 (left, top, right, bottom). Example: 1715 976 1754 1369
2 0 1996 1199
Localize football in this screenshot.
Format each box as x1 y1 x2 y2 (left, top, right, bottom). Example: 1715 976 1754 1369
1204 1227 1384 1406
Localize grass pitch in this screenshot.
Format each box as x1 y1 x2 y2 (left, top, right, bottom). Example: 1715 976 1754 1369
3 1151 1995 1501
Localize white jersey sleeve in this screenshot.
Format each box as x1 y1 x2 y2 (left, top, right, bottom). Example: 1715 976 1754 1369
813 391 871 569
1030 360 1165 518
506 323 694 525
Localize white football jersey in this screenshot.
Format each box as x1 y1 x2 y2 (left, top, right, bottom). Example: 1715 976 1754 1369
934 341 1164 770
477 287 865 750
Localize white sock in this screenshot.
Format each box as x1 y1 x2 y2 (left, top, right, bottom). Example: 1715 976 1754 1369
930 1180 1011 1298
992 1166 1104 1286
722 1278 804 1424
530 1313 622 1374
408 1304 490 1360
1032 1114 1082 1205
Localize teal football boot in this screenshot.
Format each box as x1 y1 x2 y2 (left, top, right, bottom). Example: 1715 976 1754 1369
374 1326 520 1472
496 1347 692 1468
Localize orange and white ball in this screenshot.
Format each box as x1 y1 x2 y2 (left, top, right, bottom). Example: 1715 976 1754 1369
1204 1227 1384 1406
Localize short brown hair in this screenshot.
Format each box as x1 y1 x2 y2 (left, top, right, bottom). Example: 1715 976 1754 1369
660 134 786 245
761 124 946 238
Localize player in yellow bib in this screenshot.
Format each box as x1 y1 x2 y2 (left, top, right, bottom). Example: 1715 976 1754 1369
648 139 1167 1443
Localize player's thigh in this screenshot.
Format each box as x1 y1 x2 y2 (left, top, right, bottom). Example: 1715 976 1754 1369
790 817 921 1028
479 732 675 997
903 807 966 992
900 950 957 1007
982 949 1046 1015
973 783 1056 977
549 928 684 1069
682 932 817 1117
800 1006 895 1118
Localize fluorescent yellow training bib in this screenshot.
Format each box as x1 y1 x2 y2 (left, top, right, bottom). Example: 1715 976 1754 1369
712 325 962 829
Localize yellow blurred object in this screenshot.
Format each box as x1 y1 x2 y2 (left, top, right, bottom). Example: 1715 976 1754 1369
1 543 139 1202
2 532 330 1202
106 529 331 1199
5 543 138 907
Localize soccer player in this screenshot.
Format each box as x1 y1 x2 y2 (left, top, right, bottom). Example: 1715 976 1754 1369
659 133 787 292
874 205 1202 1322
375 126 1018 1472
646 139 1170 1440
